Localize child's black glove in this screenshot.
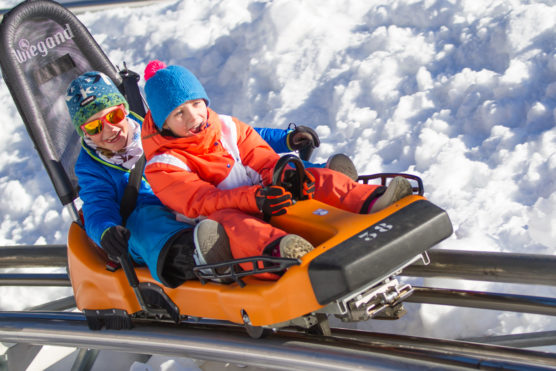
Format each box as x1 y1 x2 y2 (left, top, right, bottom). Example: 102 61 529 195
302 170 315 200
287 125 320 151
255 186 293 217
101 225 130 260
282 169 315 200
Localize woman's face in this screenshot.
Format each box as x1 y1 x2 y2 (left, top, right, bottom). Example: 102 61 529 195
163 99 208 137
83 105 131 152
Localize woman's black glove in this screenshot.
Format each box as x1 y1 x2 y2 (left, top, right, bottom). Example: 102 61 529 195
101 225 130 260
287 124 320 151
255 186 293 217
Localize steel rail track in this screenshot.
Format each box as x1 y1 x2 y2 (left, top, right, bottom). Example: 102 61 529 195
405 249 556 286
0 245 67 268
464 331 556 349
18 294 556 349
1 311 556 370
0 273 69 286
4 246 556 286
327 327 556 368
407 287 556 316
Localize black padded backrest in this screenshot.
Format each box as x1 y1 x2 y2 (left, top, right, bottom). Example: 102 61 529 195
0 0 122 206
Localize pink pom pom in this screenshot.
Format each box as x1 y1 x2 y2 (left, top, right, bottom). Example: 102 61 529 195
144 60 167 81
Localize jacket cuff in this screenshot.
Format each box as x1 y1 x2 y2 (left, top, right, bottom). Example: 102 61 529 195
286 130 294 151
249 185 263 213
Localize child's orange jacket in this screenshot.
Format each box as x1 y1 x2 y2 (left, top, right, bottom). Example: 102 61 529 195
141 108 277 222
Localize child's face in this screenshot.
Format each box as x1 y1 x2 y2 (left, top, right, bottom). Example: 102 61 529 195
163 99 208 137
83 105 131 152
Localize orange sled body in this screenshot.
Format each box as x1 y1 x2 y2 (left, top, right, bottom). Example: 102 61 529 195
68 195 452 329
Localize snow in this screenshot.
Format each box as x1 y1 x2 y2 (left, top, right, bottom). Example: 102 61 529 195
1 0 555 368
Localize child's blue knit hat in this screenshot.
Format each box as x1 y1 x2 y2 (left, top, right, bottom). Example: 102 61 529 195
144 60 210 130
66 71 128 137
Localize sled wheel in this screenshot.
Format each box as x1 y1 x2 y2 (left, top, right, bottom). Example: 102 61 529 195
307 313 331 336
244 324 268 339
242 310 268 339
272 154 306 200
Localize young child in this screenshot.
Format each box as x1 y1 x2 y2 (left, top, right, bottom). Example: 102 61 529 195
141 61 412 274
66 71 338 286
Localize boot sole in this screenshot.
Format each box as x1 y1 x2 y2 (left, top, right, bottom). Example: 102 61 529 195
279 235 314 259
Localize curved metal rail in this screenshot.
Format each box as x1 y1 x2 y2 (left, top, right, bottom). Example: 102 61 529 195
408 287 556 316
4 247 556 286
405 249 556 286
0 273 69 286
0 245 67 268
1 312 556 370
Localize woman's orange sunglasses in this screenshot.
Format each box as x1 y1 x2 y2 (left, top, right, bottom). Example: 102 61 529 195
80 105 126 136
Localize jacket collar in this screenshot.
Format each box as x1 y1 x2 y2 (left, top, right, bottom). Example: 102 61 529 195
142 107 223 159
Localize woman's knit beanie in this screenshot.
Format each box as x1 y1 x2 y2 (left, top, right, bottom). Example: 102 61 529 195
66 71 128 137
144 60 210 130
